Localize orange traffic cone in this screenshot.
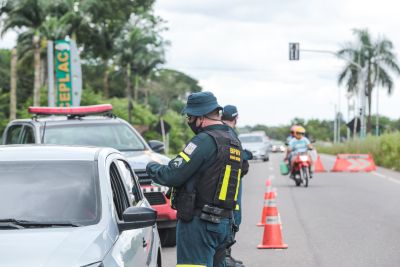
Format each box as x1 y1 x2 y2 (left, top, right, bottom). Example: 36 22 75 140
257 214 288 249
257 194 278 226
314 155 327 172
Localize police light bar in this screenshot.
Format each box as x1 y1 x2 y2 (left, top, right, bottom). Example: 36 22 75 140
28 104 113 115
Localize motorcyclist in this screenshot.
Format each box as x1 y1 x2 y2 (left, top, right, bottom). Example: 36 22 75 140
285 126 314 178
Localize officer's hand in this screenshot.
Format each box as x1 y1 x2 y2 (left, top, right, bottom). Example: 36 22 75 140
146 161 159 175
243 149 253 160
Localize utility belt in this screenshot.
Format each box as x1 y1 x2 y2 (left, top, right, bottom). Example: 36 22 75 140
194 205 233 224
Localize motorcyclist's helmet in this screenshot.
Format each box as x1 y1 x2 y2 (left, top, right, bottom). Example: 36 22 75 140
290 125 298 135
294 126 306 139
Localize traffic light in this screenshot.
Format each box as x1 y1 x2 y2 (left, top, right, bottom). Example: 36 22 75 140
289 43 300 60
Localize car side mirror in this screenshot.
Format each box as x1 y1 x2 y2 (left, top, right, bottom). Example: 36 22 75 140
118 206 157 231
148 140 165 153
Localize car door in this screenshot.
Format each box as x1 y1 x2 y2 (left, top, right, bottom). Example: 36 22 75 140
116 160 157 267
108 160 147 267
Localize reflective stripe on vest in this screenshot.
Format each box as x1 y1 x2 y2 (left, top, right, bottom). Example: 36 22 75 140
179 151 190 162
218 165 231 200
234 169 241 201
235 204 240 210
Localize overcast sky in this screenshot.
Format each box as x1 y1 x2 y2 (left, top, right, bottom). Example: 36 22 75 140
1 0 400 127
154 0 400 126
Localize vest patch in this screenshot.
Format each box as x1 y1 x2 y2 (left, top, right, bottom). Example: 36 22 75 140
184 142 197 155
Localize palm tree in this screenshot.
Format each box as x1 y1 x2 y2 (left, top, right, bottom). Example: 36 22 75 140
115 15 166 122
1 0 47 106
337 29 400 133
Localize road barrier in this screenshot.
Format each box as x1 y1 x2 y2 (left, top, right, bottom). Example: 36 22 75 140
331 154 376 172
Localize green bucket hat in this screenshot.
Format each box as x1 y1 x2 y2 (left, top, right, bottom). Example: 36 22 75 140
182 91 222 116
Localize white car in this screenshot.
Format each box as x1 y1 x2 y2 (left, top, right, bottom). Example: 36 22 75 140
239 132 270 161
0 145 162 267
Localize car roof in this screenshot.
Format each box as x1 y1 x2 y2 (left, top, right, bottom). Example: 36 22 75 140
10 115 123 127
0 145 117 162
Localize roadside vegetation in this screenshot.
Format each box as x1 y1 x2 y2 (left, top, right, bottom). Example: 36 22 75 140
317 133 400 171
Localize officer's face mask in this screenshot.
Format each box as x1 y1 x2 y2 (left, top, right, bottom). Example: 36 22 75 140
187 116 203 134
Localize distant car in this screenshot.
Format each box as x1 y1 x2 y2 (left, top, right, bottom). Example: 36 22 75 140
0 145 161 267
239 132 270 161
271 140 286 153
1 105 177 247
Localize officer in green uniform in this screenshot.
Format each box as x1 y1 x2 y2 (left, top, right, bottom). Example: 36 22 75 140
222 105 251 267
146 92 243 267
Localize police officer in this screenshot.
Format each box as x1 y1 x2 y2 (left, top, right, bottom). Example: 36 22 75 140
146 92 243 267
222 105 251 267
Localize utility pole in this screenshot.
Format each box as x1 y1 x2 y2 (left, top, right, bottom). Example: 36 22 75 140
10 48 17 120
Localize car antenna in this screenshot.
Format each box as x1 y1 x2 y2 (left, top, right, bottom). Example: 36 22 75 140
41 121 47 144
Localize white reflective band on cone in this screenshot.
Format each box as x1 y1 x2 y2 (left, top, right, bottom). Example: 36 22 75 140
264 199 277 207
265 216 280 225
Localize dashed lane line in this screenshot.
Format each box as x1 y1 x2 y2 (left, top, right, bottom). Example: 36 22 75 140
372 171 400 185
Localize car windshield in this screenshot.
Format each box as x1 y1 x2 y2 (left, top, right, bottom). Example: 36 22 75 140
0 161 100 226
239 135 263 143
44 123 146 151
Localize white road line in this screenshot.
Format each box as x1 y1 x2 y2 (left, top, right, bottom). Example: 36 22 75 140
269 166 274 171
372 171 386 178
372 171 400 185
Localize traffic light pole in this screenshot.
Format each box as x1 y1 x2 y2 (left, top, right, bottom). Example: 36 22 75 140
289 46 367 139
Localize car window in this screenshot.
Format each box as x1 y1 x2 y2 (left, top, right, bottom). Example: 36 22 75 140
110 162 131 221
117 160 142 206
5 125 23 144
43 123 146 151
20 126 35 144
239 135 263 143
0 160 100 226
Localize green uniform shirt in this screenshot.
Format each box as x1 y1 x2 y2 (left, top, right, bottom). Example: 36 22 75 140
146 124 231 191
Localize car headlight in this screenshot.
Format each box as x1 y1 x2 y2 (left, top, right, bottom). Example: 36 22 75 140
81 262 104 267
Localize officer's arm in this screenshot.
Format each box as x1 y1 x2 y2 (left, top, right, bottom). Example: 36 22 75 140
146 135 208 187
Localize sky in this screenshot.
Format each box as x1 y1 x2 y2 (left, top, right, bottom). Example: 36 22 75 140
1 0 400 127
152 0 400 126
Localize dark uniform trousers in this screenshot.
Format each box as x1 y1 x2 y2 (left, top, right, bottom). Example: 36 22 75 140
177 216 231 267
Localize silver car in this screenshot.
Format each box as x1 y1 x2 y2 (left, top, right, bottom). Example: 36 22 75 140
0 146 161 267
239 132 270 161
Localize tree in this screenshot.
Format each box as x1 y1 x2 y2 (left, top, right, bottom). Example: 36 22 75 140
0 0 48 106
337 29 400 133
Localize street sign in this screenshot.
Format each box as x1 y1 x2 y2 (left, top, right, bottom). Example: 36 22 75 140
289 43 300 60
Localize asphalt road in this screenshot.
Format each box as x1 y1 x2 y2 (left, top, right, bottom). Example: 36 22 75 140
162 153 400 267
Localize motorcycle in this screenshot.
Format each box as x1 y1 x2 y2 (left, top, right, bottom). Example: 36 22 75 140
290 152 312 187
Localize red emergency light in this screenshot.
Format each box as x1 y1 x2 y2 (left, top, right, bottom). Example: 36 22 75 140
28 104 113 116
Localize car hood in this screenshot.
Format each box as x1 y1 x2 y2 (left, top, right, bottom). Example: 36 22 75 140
122 150 170 169
0 226 112 267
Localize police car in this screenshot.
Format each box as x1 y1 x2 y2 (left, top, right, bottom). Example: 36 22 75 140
2 104 177 247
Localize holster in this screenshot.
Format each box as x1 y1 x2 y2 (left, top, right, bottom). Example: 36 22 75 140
175 191 196 222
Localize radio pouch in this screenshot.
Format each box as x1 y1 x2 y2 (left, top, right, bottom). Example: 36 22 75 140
176 192 196 222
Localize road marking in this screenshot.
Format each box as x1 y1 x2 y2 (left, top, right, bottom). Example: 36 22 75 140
372 171 400 185
372 171 386 178
269 165 274 171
